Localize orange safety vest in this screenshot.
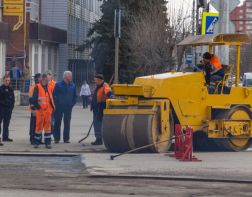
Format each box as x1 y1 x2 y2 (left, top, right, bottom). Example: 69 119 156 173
210 54 222 71
28 84 36 112
97 82 111 103
37 83 54 110
48 80 56 93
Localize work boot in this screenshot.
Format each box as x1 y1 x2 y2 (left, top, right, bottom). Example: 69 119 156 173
91 139 103 145
0 138 3 146
3 138 13 142
45 144 52 149
34 144 39 149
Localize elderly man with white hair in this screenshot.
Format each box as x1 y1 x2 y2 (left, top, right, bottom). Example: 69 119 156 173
53 71 77 143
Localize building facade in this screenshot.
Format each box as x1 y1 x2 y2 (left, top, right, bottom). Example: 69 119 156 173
230 0 252 74
1 0 67 91
230 0 252 33
41 0 102 85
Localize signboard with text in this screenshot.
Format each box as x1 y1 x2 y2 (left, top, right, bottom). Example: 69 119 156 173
3 0 24 16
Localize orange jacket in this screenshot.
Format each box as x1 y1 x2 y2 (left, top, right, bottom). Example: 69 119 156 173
48 80 56 93
28 84 36 112
96 82 112 103
37 83 54 110
210 54 222 71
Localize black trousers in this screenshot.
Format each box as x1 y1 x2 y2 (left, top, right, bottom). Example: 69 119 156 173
93 112 103 141
53 108 72 142
0 107 12 140
82 95 89 108
29 113 36 143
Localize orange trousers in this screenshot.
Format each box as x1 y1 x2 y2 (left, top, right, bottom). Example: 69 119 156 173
35 108 52 134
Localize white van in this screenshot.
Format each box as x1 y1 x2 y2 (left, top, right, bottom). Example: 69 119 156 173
242 73 252 87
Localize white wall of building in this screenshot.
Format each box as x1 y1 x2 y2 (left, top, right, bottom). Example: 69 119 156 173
0 41 6 78
30 42 59 76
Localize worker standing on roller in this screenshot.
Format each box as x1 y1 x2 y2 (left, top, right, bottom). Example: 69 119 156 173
91 74 113 145
31 74 54 149
28 73 41 145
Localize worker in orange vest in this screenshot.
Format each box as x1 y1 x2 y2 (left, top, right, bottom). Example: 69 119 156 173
47 70 56 136
28 73 41 145
47 70 56 93
31 74 54 149
202 52 224 85
91 74 113 145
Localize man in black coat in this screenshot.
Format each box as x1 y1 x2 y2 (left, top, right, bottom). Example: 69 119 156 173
0 76 15 145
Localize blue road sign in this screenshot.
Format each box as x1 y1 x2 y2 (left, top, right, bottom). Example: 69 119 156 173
202 12 219 35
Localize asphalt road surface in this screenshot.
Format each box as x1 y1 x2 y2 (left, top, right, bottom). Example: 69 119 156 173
0 155 251 197
0 106 252 196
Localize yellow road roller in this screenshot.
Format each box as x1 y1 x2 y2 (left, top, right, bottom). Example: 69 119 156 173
102 33 252 152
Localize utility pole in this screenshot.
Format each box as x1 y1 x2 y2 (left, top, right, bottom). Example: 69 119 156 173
114 0 121 84
211 0 239 65
192 0 196 35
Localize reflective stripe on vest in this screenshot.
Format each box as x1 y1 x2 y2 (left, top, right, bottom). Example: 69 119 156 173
37 84 52 110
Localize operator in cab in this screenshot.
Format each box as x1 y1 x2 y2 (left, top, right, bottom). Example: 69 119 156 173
202 52 224 85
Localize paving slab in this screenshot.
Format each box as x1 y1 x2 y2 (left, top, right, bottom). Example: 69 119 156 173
82 151 252 181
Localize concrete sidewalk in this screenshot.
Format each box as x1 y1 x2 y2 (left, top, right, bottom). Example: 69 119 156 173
82 151 252 181
0 105 105 153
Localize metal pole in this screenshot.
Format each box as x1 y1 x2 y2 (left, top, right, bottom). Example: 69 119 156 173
192 0 196 35
114 37 119 84
236 45 241 87
24 0 27 69
114 0 121 84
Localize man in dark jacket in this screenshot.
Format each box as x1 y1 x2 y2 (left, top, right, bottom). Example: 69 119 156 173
0 76 15 145
91 74 113 145
53 71 77 143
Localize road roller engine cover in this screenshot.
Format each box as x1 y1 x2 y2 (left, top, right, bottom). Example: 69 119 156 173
102 33 252 153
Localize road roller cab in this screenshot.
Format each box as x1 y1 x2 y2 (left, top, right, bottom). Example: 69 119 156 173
103 33 252 153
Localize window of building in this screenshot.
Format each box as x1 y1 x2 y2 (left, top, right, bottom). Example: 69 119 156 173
89 0 93 11
246 13 252 18
33 44 39 74
240 21 244 25
240 15 244 19
247 8 252 12
246 25 252 30
30 0 40 22
240 9 244 13
48 47 52 71
247 2 252 7
239 26 244 31
246 20 252 24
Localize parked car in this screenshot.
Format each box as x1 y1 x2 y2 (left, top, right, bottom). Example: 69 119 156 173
242 73 252 87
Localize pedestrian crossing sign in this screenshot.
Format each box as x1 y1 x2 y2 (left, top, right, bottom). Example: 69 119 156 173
201 12 219 35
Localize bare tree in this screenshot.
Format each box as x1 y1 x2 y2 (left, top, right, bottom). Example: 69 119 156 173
124 2 192 80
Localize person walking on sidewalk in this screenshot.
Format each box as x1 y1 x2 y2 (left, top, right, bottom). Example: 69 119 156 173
53 71 77 144
31 74 54 149
28 73 41 145
0 76 15 145
91 74 113 145
80 80 91 109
